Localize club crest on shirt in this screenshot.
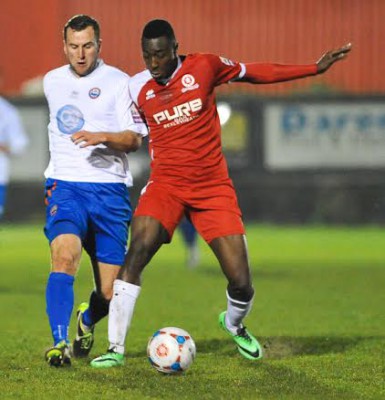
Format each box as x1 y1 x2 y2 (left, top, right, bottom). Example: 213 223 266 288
181 74 199 93
89 87 101 99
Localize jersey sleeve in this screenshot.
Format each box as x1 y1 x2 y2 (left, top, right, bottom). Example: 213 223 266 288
115 75 148 137
203 54 243 87
240 62 318 83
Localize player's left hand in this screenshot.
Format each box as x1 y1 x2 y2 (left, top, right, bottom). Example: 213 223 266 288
316 42 352 74
71 131 106 147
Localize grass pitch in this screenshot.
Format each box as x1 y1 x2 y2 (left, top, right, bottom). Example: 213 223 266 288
0 223 384 399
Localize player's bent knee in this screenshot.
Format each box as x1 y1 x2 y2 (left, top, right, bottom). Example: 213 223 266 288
51 253 79 275
50 235 81 274
227 283 254 302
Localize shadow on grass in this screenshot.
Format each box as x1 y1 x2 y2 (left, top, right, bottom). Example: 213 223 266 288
123 335 376 360
195 335 380 359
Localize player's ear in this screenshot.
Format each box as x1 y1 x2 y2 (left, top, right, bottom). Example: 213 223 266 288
63 40 68 56
97 39 102 54
174 41 179 55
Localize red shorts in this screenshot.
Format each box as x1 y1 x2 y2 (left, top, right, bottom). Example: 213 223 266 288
134 180 245 243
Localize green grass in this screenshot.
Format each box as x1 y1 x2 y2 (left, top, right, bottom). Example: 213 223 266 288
0 223 384 399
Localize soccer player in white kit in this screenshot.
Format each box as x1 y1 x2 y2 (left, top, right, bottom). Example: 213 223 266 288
43 14 147 367
0 97 28 219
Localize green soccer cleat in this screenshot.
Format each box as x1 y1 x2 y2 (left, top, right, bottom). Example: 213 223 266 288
90 350 125 368
219 311 262 360
45 340 71 367
72 302 95 357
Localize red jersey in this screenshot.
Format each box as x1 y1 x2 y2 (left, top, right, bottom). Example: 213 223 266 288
129 53 243 187
128 53 317 187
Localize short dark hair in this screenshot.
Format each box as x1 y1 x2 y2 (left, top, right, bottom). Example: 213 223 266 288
142 19 175 41
63 14 100 42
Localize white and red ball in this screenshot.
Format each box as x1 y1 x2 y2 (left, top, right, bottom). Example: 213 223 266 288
147 327 196 374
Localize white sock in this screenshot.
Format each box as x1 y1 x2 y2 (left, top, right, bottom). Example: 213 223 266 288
225 290 254 334
108 279 141 355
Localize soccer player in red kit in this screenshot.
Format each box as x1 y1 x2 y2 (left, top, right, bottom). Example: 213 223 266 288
91 20 351 367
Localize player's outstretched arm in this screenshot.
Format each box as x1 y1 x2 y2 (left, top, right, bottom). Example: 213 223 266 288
71 130 143 152
240 42 351 84
316 42 352 74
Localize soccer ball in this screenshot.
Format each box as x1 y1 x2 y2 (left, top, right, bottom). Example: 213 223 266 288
147 327 196 374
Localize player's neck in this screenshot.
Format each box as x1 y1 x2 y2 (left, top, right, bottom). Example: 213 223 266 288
157 57 181 85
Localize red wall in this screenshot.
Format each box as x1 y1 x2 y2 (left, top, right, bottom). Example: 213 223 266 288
1 0 383 95
1 0 62 94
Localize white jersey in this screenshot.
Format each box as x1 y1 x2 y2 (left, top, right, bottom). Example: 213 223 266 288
0 97 29 185
43 60 148 185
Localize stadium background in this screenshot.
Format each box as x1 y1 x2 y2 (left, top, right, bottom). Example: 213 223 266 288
1 0 385 224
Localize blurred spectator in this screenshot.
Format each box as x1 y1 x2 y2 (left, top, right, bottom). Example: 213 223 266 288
179 217 200 268
0 93 29 219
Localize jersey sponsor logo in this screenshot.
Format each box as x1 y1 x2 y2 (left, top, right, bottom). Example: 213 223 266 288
181 74 199 93
56 105 85 134
89 87 101 99
153 98 202 127
130 103 143 124
146 89 155 100
220 56 235 66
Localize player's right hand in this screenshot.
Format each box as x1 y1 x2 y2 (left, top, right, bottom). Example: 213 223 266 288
71 131 107 148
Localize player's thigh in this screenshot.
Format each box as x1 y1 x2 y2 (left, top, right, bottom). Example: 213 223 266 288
209 234 252 287
189 181 244 243
44 179 88 244
134 181 185 241
50 233 83 275
130 215 169 241
88 183 132 266
191 207 245 244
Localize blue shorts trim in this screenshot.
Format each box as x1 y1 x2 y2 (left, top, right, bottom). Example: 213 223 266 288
44 179 132 265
